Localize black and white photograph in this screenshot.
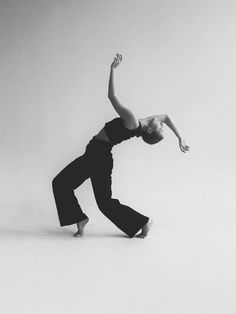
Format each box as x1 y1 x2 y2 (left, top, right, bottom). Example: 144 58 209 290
0 0 235 313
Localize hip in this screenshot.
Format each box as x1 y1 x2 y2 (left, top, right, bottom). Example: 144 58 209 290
85 136 113 155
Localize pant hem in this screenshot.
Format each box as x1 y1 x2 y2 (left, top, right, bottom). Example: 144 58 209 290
127 217 149 238
59 215 89 227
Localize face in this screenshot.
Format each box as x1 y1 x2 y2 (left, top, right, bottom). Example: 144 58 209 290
148 117 164 137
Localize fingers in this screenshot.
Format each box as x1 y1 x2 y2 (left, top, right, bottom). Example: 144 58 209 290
114 53 122 63
116 53 122 60
111 53 122 68
179 140 190 153
180 144 189 153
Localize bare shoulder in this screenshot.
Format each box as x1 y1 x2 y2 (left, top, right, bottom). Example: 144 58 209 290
123 118 139 130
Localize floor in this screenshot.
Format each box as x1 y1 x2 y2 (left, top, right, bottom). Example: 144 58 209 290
1 221 236 314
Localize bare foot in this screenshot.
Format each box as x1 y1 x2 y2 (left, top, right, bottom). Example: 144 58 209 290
73 218 89 237
135 219 153 239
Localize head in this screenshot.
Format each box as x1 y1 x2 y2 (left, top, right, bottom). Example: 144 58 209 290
140 116 164 145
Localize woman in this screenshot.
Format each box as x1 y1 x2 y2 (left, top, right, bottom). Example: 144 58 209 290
52 53 189 239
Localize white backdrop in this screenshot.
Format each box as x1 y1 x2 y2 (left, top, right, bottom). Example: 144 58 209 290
0 0 235 233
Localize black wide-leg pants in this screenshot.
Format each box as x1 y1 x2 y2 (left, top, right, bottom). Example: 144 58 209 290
52 137 149 238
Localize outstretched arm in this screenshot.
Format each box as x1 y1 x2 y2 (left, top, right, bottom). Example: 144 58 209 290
108 54 138 129
157 114 190 153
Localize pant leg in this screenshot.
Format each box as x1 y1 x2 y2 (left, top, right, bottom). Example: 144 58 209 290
88 140 149 238
52 154 90 226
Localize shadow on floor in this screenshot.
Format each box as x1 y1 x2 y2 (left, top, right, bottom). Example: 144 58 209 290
0 225 130 239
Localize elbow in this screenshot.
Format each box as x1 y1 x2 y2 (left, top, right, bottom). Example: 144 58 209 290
108 94 116 101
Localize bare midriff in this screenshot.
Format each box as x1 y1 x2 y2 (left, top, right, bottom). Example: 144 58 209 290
94 128 111 143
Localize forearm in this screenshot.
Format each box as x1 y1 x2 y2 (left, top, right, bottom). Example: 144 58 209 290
107 60 135 120
108 67 116 99
165 116 182 140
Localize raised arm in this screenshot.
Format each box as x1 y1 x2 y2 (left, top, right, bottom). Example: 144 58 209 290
157 114 190 153
108 55 120 99
108 54 138 129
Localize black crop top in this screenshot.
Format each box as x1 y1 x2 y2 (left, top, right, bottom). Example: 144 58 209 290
104 117 142 146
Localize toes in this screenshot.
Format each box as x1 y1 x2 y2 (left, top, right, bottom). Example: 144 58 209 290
73 231 83 237
135 233 146 239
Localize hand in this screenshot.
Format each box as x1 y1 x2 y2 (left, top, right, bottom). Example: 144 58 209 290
179 138 190 153
111 53 122 69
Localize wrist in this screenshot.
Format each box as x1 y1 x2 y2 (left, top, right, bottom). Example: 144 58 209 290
110 65 118 71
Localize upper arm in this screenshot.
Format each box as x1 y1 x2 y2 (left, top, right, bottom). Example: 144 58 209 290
108 96 139 130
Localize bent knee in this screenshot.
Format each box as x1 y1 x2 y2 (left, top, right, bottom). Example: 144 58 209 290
52 175 64 190
96 197 114 211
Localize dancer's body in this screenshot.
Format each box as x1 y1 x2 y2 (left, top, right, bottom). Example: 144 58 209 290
52 54 189 239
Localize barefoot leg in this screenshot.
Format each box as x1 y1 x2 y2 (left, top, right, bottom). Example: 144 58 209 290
135 219 153 239
73 218 89 237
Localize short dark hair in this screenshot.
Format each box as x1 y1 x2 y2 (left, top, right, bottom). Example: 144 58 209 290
141 131 164 145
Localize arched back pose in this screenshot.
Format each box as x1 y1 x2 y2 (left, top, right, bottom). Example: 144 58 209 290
52 54 189 239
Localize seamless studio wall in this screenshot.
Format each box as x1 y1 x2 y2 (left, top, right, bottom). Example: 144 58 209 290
0 0 235 231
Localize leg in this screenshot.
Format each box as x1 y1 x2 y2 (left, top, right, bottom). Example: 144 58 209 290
52 154 90 227
90 149 149 238
135 219 154 238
